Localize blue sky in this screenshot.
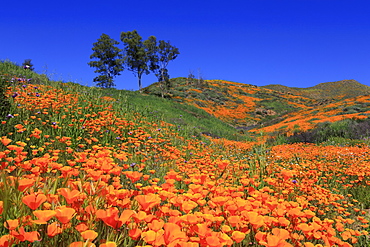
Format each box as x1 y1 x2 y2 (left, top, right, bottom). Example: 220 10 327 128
2 0 370 90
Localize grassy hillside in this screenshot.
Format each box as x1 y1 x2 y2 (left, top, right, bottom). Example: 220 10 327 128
143 78 315 130
1 60 370 246
263 79 370 100
145 77 370 138
0 61 244 142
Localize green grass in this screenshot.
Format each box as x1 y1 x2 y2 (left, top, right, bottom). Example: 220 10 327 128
96 87 245 141
0 60 244 142
2 60 370 246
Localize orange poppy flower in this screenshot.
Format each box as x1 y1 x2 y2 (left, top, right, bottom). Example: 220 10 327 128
271 228 290 240
100 242 117 247
297 223 314 233
142 229 165 246
4 219 18 230
0 234 14 247
17 178 35 192
15 227 40 243
181 200 198 213
262 228 291 247
58 188 81 204
341 231 352 241
244 211 265 229
133 210 147 222
125 171 142 183
142 230 158 243
148 219 165 232
135 193 161 211
206 235 221 247
47 222 63 237
75 223 89 232
255 231 267 243
194 223 210 238
22 193 47 210
129 228 142 240
303 243 315 247
231 231 246 243
228 215 241 228
1 137 11 146
55 206 76 224
163 223 188 245
69 241 96 247
32 210 56 224
185 214 199 225
96 208 134 229
81 230 98 240
266 235 283 247
178 242 200 247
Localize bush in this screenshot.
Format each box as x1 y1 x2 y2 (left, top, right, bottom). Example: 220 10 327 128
0 75 11 119
285 118 370 144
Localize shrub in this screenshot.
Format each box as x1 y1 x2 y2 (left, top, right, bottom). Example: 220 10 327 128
285 118 370 144
0 75 11 119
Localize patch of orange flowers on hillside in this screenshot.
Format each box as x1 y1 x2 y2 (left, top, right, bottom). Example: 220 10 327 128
0 77 369 246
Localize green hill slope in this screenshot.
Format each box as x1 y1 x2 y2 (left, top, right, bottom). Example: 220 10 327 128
144 77 370 136
0 61 243 141
143 77 316 129
263 79 370 100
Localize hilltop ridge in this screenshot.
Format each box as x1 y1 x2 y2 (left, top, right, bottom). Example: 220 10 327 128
262 79 370 100
144 78 370 135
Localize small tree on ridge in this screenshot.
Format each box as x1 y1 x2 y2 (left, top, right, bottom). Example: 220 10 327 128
121 30 152 92
146 38 179 97
88 33 123 88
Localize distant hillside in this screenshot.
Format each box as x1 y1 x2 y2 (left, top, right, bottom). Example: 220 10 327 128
263 79 370 100
144 78 370 136
143 77 315 129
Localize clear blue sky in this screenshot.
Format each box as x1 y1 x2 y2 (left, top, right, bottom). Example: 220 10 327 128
2 0 370 90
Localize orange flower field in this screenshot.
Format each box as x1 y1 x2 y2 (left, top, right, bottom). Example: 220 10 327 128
1 76 370 247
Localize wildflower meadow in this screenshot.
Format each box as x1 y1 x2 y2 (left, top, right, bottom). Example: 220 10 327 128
1 61 370 246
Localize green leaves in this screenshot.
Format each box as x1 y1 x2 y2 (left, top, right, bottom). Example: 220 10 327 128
120 30 152 92
121 30 179 93
88 33 123 88
89 30 179 91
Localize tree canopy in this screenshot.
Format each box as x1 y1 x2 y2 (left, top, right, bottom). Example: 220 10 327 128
88 33 123 88
89 31 179 91
120 30 153 92
146 38 179 97
22 59 34 71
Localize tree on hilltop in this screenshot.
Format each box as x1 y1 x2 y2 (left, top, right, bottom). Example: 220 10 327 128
145 37 179 97
120 30 153 92
121 30 179 93
22 59 34 71
88 33 123 88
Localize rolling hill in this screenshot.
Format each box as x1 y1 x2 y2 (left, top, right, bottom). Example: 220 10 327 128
144 78 370 136
262 79 370 100
2 60 370 246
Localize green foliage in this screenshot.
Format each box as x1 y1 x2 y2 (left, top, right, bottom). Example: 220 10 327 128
88 33 123 88
99 87 244 141
120 30 151 91
0 60 50 85
0 74 11 119
285 118 370 145
259 99 294 115
321 137 365 147
0 60 55 119
336 103 370 115
145 38 179 97
22 59 34 71
120 30 180 94
263 80 370 100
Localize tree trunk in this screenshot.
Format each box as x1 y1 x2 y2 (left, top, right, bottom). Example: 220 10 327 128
138 76 142 93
